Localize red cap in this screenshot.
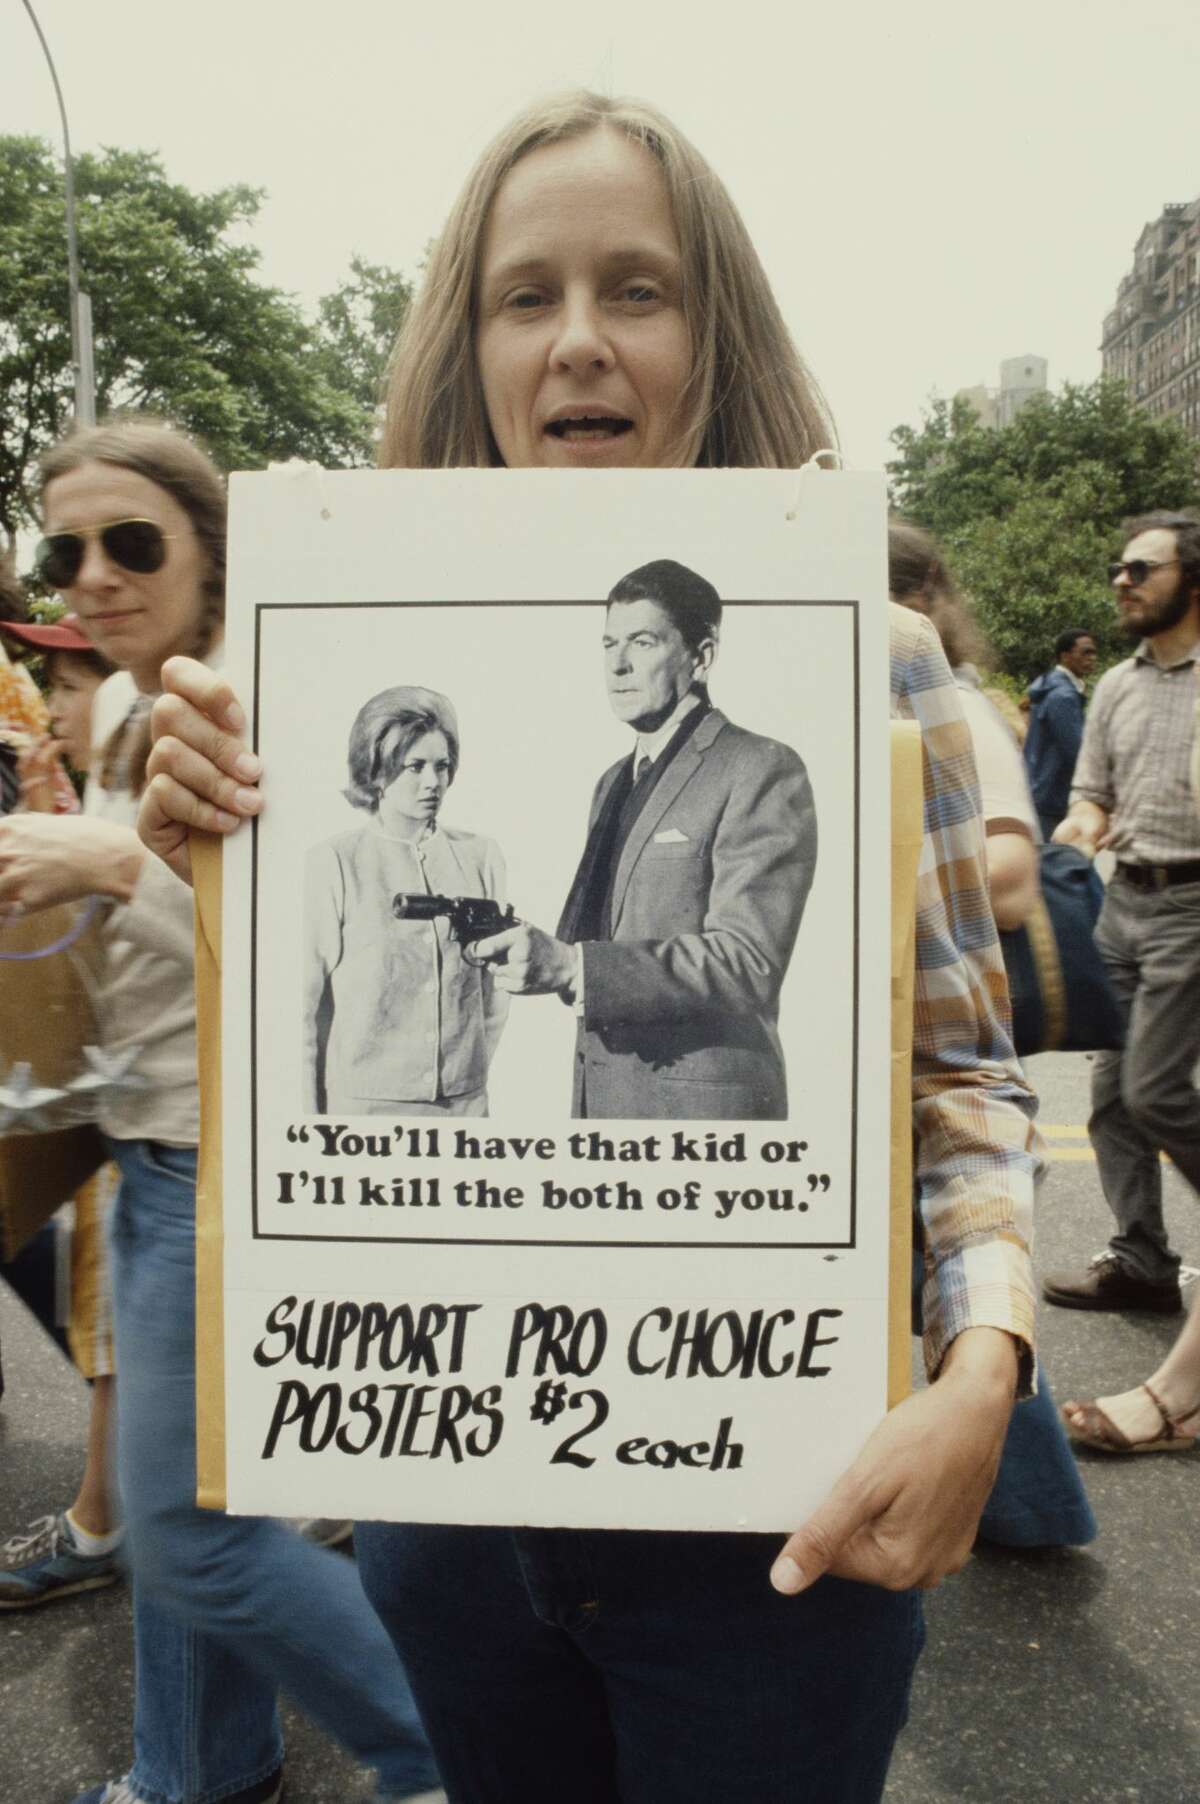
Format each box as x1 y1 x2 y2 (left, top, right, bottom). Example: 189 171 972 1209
0 614 94 652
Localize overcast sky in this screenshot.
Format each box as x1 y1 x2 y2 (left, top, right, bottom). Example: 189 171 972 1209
4 0 1199 471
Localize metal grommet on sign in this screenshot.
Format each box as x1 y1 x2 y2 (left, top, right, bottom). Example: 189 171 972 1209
786 447 845 521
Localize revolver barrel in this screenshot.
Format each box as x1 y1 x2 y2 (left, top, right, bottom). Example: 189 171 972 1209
392 892 516 946
391 893 445 924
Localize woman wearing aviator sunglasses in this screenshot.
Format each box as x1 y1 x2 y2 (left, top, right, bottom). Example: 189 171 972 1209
34 512 198 696
0 420 440 1804
37 516 178 588
0 452 217 920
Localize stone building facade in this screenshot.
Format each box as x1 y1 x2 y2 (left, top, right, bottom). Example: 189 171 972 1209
1101 199 1200 441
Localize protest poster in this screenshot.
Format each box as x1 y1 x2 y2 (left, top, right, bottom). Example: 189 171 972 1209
212 466 898 1531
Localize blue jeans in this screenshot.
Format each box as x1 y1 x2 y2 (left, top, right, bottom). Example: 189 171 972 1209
105 1138 439 1804
355 1523 924 1803
977 1357 1097 1548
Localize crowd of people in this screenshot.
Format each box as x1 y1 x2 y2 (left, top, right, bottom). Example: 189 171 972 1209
0 85 1196 1804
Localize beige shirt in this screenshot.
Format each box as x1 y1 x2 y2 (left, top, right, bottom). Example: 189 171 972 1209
1071 641 1200 862
84 671 200 1145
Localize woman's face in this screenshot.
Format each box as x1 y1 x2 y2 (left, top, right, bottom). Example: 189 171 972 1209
41 461 210 693
377 729 453 834
476 129 693 470
46 652 105 771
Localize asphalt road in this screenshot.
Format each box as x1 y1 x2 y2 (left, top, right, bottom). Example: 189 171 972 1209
2 1050 1197 1803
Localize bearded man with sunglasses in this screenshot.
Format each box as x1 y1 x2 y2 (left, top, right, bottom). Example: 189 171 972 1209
1043 512 1200 1315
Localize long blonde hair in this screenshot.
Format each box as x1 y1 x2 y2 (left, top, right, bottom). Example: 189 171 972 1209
380 90 834 471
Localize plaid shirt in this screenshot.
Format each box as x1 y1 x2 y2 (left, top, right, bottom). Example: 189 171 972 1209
889 604 1040 1386
1070 641 1200 863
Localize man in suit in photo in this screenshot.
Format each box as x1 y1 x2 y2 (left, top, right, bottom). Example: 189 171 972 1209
477 559 817 1119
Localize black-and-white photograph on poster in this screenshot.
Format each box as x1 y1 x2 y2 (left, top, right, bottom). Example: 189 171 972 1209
221 466 892 1530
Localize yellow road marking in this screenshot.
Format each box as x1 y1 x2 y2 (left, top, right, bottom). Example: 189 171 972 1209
1043 1144 1173 1163
1041 1125 1093 1160
1032 1129 1175 1164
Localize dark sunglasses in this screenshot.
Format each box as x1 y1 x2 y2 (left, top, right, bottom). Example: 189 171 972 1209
34 518 175 590
1107 557 1179 587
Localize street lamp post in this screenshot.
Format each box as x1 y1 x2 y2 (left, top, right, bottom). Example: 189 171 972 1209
20 0 96 426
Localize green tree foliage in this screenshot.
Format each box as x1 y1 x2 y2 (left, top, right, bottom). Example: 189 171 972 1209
315 254 414 429
0 136 413 553
887 380 1200 682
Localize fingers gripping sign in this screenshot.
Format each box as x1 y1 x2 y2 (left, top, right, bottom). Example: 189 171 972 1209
769 1328 1018 1597
139 656 263 886
473 922 578 998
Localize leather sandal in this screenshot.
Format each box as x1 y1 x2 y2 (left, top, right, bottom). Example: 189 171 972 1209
1062 1382 1199 1454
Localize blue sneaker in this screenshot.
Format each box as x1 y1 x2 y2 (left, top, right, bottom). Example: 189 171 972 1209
0 1511 121 1609
73 1772 283 1804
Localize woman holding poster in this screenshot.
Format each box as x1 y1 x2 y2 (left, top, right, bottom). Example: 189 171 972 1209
138 92 1039 1804
304 684 507 1116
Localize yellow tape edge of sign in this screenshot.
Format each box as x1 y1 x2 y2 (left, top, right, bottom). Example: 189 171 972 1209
193 831 226 1511
887 721 921 1410
193 723 924 1507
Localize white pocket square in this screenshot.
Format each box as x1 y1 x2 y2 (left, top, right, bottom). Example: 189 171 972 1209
653 827 690 844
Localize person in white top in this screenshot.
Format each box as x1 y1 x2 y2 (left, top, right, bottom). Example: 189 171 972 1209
887 519 1039 928
0 419 439 1804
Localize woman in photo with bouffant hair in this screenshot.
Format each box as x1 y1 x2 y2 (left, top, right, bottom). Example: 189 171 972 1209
303 683 507 1116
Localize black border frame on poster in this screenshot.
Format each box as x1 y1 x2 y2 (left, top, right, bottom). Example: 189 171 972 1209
247 597 862 1250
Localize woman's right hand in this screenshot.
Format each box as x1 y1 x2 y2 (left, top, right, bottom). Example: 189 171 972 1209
139 656 264 887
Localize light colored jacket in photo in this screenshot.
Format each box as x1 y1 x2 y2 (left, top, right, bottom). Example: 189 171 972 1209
302 818 507 1109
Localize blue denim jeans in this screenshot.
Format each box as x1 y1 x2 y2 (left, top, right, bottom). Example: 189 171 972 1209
105 1138 439 1804
977 1357 1097 1548
355 1522 924 1803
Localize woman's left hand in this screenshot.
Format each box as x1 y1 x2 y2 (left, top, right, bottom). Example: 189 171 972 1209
0 814 145 913
769 1327 1018 1595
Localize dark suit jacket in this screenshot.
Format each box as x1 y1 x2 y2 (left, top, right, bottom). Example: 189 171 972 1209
570 708 817 1119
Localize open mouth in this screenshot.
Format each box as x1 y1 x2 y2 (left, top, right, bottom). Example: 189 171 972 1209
546 417 634 442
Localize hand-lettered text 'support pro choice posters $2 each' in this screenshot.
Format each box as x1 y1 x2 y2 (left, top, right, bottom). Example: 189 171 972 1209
216 467 895 1532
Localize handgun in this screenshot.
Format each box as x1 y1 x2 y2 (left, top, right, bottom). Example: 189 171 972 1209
391 893 517 949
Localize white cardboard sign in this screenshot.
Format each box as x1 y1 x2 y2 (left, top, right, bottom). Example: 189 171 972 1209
220 466 892 1531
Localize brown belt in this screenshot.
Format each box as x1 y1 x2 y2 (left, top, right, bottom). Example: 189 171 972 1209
1116 859 1200 891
